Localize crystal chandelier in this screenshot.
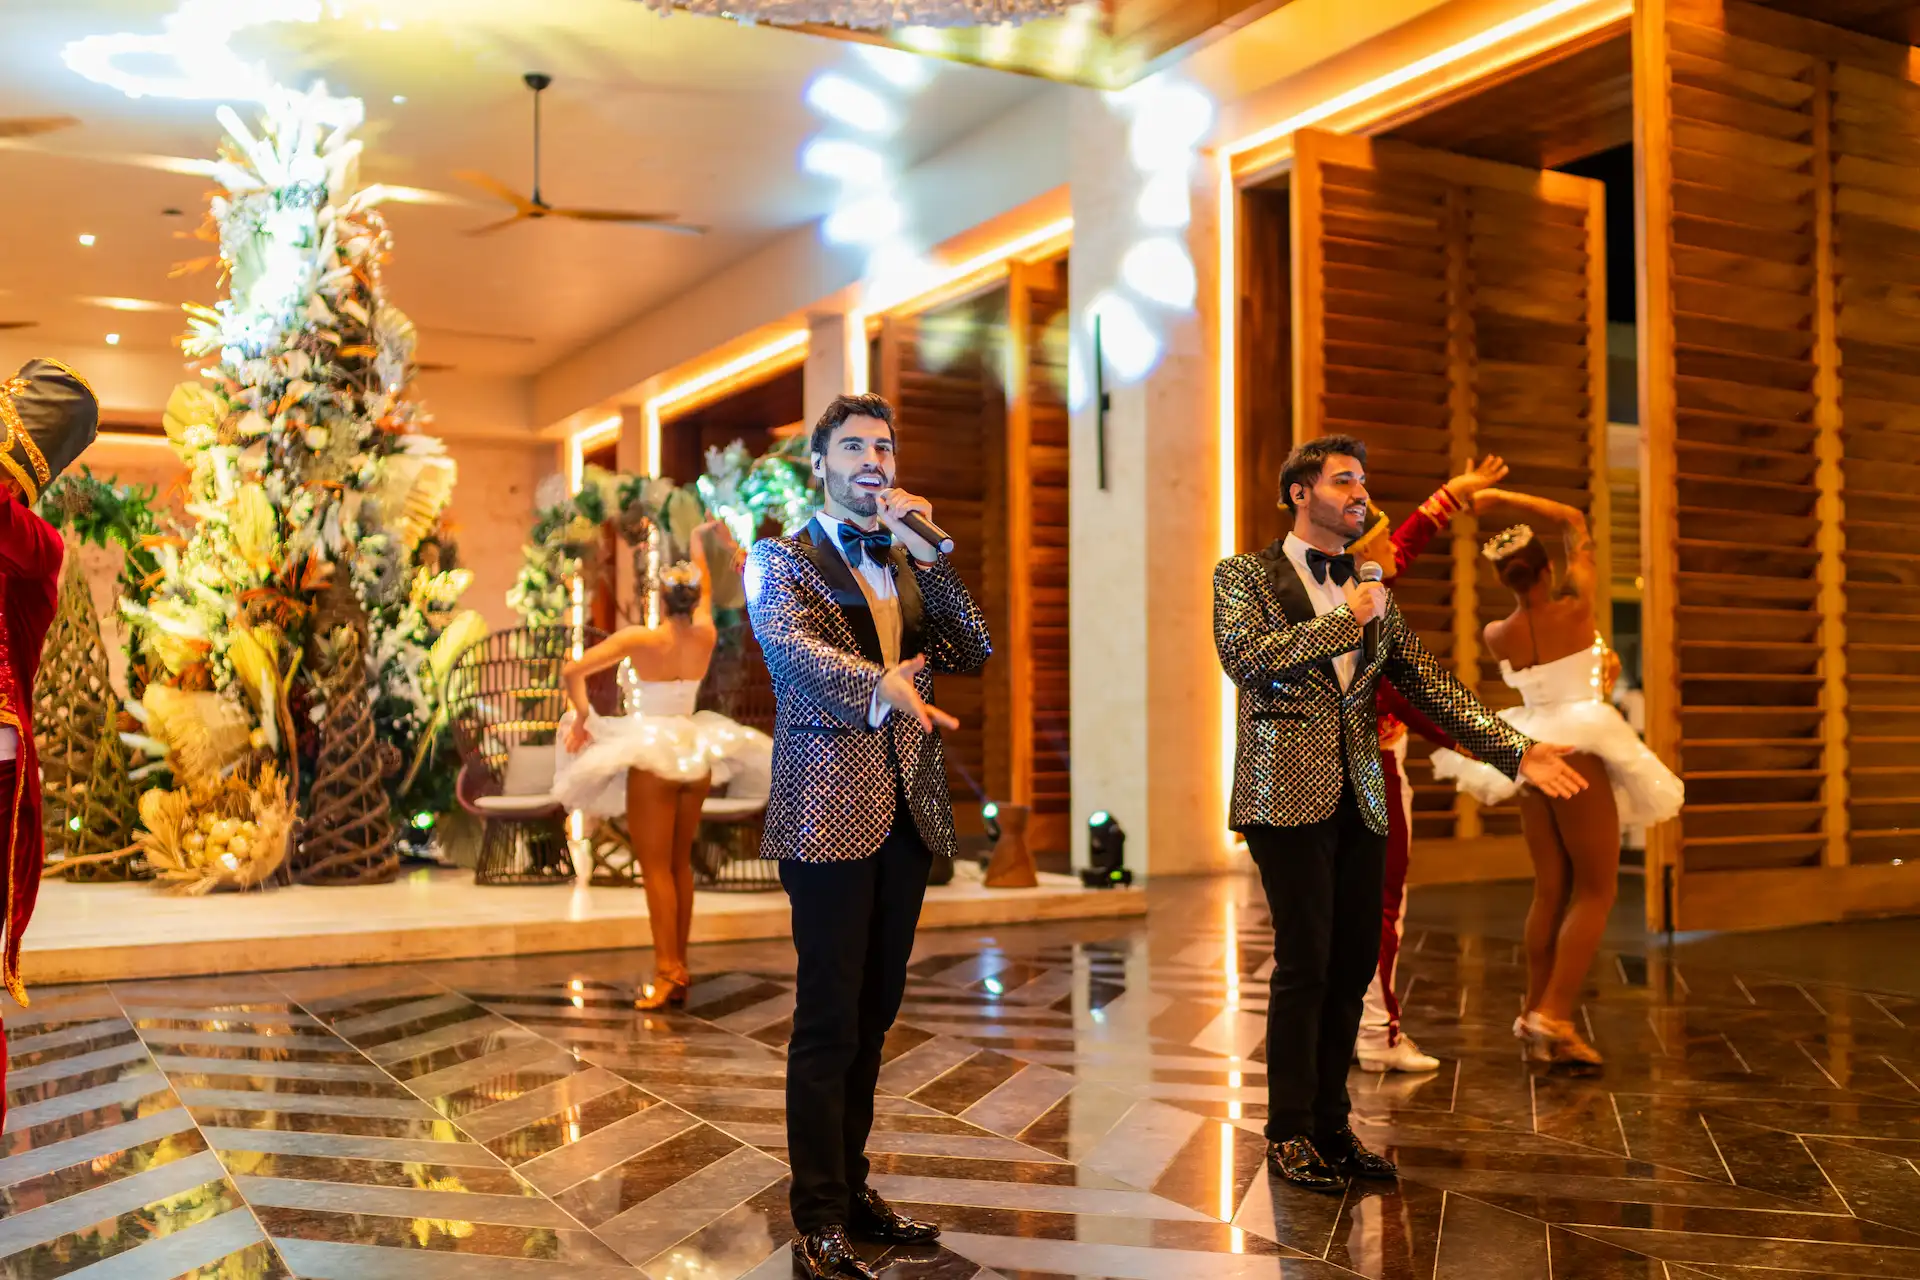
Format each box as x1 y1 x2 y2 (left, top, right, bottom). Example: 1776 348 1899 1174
642 1 1074 27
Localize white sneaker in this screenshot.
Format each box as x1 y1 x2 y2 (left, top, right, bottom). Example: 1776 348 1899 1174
1356 1036 1441 1074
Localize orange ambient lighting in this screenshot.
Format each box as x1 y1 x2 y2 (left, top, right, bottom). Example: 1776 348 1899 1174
850 214 1075 392
644 329 812 474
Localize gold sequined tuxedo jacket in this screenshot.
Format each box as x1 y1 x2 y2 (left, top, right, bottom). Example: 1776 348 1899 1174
745 518 992 863
1214 541 1532 836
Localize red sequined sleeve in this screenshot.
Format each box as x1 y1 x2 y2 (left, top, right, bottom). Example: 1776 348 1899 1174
1385 486 1465 584
1380 680 1458 752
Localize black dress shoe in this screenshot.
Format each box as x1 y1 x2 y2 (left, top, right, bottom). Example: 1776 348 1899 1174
790 1225 876 1280
1318 1124 1397 1179
1267 1135 1348 1193
849 1186 941 1243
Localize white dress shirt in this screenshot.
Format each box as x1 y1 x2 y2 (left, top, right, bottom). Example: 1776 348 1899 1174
816 511 918 728
1282 532 1360 690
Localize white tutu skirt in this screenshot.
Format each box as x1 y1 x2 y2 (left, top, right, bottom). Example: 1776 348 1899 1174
551 709 772 817
1428 702 1684 828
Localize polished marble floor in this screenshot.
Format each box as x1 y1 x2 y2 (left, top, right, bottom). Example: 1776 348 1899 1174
5 873 1920 1278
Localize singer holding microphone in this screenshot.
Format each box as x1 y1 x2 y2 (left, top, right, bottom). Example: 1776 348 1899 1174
746 392 990 1280
1214 434 1587 1193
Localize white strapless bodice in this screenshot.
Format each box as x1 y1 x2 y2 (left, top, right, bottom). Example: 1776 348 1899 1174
1431 636 1683 828
1500 639 1609 710
633 679 700 717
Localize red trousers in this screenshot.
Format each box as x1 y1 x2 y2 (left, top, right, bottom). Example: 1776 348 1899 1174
1358 741 1412 1050
0 758 12 1131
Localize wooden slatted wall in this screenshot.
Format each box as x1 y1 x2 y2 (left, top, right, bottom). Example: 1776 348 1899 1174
1291 127 1609 847
877 300 1008 831
1831 50 1920 868
1011 257 1074 855
1239 187 1294 557
1639 0 1920 927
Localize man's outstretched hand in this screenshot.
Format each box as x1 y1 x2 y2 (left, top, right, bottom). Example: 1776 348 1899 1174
877 654 959 733
1520 743 1589 799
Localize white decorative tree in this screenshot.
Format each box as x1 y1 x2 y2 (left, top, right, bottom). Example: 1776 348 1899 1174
125 83 483 855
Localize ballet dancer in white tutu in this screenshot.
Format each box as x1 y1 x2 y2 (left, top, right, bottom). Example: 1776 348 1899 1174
555 521 771 1009
1429 491 1682 1069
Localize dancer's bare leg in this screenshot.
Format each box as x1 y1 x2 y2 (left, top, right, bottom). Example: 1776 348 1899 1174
669 774 710 983
627 769 685 990
1518 789 1571 1017
1537 754 1619 1023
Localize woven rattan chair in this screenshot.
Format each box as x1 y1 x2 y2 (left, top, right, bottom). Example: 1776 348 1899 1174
446 625 619 885
691 626 779 891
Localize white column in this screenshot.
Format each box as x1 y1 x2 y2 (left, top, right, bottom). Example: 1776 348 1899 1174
803 312 853 427
614 405 649 617
1066 85 1233 879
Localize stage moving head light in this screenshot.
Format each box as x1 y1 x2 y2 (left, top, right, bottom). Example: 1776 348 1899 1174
1081 810 1133 888
982 801 1001 843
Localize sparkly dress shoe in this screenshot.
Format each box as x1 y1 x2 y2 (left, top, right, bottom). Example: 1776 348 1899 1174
849 1186 941 1243
1318 1124 1397 1179
791 1225 876 1280
1267 1135 1348 1192
1356 1035 1441 1074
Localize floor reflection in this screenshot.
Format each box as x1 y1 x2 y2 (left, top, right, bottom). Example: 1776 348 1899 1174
4 874 1920 1277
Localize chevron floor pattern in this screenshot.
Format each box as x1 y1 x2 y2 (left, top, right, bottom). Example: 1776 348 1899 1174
5 873 1920 1278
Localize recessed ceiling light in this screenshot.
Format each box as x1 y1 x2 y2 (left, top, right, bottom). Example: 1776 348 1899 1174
78 234 96 246
80 295 171 313
392 95 406 104
105 333 120 345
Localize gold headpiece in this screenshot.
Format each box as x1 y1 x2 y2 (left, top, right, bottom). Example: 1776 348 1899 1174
1481 524 1536 562
659 561 702 590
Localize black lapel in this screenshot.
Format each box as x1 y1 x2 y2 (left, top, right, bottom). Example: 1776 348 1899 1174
795 518 885 666
1258 539 1317 629
1258 539 1338 690
890 544 926 661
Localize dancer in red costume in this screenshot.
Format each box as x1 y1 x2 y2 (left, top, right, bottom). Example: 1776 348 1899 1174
0 358 101 1127
1346 456 1507 1074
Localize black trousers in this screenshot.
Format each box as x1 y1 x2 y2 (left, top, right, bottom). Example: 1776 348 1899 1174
1245 779 1388 1141
779 811 931 1233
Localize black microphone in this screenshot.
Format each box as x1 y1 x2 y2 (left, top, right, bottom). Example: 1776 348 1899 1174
900 510 954 556
1358 560 1385 666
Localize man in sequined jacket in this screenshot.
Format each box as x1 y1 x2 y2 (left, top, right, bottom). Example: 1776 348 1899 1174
0 358 100 1131
745 393 990 1280
1214 433 1584 1194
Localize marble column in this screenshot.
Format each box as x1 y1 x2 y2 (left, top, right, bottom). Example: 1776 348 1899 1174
1067 85 1233 879
803 312 853 427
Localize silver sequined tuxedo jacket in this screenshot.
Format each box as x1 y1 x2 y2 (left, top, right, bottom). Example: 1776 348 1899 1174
1214 541 1532 836
745 519 992 863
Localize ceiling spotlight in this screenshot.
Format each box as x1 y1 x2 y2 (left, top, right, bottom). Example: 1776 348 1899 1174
392 95 407 104
78 234 96 246
805 74 895 135
104 333 120 345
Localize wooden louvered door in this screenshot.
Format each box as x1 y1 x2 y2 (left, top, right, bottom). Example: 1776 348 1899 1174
1008 257 1073 858
876 300 1008 835
1640 0 1920 929
1290 127 1610 869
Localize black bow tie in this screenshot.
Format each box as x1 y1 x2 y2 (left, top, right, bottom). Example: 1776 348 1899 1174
1305 548 1356 587
837 522 894 569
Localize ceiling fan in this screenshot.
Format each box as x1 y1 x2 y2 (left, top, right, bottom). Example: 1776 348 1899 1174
455 74 703 238
0 116 78 139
